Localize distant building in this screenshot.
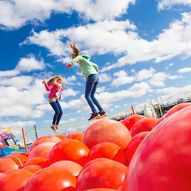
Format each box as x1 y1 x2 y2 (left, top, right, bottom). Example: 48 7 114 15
112 96 191 121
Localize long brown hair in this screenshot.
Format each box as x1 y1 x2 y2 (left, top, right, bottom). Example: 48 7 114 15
47 76 62 85
68 41 80 58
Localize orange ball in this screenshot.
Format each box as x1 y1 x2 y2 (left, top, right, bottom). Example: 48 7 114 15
83 119 132 149
50 160 82 177
88 142 126 164
67 131 83 141
25 166 76 191
0 169 32 191
49 139 89 166
0 156 21 173
30 135 61 151
77 158 128 190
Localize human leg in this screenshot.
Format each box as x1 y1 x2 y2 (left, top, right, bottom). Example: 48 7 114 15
91 76 105 114
55 101 63 127
85 74 100 120
49 101 61 131
85 75 99 114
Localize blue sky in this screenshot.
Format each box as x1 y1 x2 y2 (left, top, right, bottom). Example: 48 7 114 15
0 0 191 141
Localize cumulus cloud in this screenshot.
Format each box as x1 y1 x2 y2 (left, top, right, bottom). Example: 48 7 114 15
0 76 33 90
98 82 152 104
101 13 191 71
156 84 191 101
110 67 178 87
149 72 169 87
96 86 107 93
158 0 191 10
0 0 135 29
25 13 191 73
0 55 46 79
23 30 66 56
0 73 80 118
0 70 19 77
0 53 80 119
63 75 77 85
62 88 79 98
0 120 36 129
99 73 112 83
24 19 136 57
136 68 156 81
0 79 45 118
177 67 191 73
16 55 45 72
112 70 135 86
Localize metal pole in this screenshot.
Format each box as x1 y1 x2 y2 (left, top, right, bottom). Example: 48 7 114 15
21 127 28 152
131 105 135 115
34 125 38 139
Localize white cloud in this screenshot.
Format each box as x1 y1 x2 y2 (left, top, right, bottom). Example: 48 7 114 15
156 84 191 100
102 13 191 71
0 56 48 118
99 73 112 83
0 0 135 29
0 76 33 90
80 0 135 21
0 55 45 80
143 69 180 87
25 19 136 57
62 88 79 98
0 120 36 129
25 13 191 73
0 60 78 119
149 72 168 87
23 30 66 56
0 70 19 77
158 0 191 10
110 68 178 87
178 67 191 73
96 86 107 93
0 79 45 118
136 68 156 81
16 55 45 72
64 75 77 85
61 98 85 110
98 82 152 103
112 70 135 86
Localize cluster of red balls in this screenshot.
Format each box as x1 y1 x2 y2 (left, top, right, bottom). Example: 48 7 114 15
0 102 191 191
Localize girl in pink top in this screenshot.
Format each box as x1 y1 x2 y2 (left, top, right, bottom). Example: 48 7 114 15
42 76 64 132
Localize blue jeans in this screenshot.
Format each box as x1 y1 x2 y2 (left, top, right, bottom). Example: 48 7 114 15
49 101 63 125
85 74 104 114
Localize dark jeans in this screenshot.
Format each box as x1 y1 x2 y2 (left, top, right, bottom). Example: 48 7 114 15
49 101 63 125
85 74 104 114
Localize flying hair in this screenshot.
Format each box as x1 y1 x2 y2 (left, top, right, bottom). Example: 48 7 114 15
68 41 80 58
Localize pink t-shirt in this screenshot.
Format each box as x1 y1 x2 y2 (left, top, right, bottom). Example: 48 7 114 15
44 82 64 101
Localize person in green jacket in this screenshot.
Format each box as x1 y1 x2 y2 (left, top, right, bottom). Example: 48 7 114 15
66 41 107 121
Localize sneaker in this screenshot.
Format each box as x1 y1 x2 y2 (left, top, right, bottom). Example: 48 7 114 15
51 125 58 132
55 125 59 130
88 113 100 121
97 111 107 119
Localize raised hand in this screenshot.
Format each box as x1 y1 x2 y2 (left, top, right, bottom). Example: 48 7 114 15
66 63 72 68
42 80 46 84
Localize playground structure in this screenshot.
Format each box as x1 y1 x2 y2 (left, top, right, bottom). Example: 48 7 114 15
0 128 26 157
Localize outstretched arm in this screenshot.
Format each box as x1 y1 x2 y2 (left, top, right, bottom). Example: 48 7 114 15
42 80 51 91
66 55 83 68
